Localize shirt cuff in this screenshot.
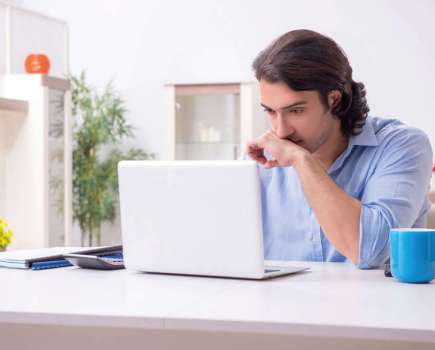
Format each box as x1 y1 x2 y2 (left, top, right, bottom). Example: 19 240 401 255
358 204 390 269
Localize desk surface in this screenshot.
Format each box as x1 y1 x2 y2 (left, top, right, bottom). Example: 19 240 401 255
0 261 434 343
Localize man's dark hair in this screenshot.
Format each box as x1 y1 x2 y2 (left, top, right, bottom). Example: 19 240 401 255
252 29 369 136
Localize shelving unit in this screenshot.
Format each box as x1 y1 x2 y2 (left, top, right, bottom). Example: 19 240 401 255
0 3 69 76
0 97 28 116
0 74 72 249
0 3 71 249
164 82 268 160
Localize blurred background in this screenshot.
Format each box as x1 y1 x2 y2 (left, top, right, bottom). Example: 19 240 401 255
1 0 434 249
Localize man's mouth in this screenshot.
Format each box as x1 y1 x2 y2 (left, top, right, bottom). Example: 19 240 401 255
284 136 301 144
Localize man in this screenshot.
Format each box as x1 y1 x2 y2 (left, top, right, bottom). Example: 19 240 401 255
247 29 433 268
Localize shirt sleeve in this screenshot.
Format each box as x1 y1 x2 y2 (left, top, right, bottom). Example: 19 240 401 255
358 127 433 269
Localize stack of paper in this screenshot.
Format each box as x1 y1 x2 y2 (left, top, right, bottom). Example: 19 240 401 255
0 245 122 270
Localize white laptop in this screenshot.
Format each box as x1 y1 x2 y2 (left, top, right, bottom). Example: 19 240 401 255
118 160 308 279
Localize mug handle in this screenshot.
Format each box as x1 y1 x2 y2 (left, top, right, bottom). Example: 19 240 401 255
384 257 392 277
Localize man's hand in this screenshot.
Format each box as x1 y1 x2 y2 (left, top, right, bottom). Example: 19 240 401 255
248 129 361 264
247 129 307 168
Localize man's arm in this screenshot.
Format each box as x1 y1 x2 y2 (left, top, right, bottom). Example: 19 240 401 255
248 127 433 267
248 129 361 263
292 152 361 263
356 129 433 268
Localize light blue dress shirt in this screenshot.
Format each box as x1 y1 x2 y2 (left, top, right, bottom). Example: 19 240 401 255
257 116 433 268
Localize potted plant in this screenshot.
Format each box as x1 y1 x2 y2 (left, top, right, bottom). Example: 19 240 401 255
0 218 13 251
71 72 154 246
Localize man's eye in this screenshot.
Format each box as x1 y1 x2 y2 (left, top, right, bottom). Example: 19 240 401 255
263 108 275 115
290 109 304 115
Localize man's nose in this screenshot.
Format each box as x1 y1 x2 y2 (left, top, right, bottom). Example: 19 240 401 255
275 115 294 139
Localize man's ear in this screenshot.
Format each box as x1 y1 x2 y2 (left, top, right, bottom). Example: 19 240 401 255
328 90 342 109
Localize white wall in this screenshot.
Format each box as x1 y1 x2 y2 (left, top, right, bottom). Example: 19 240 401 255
0 1 68 76
20 0 435 156
8 6 68 77
17 0 435 244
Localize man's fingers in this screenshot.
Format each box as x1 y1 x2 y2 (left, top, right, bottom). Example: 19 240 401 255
247 141 267 164
249 151 267 164
247 141 260 152
255 135 269 149
247 130 277 166
264 159 279 169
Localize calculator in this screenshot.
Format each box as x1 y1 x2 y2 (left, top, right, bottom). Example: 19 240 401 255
63 252 124 270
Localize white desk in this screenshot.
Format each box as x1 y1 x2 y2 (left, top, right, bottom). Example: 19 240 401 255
0 261 434 350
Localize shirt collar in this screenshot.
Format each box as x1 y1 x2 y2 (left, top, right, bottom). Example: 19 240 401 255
350 117 379 147
328 117 378 174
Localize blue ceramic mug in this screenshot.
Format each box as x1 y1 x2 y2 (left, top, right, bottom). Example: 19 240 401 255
390 228 435 283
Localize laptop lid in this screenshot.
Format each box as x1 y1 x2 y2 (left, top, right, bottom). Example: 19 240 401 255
118 160 265 278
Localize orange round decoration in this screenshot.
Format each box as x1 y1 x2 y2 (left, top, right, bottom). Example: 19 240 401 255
25 54 51 74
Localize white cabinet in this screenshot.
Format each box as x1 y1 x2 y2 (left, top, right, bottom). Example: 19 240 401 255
164 82 268 160
0 74 72 249
0 3 69 77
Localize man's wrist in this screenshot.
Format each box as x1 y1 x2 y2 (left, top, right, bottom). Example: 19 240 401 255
291 149 312 170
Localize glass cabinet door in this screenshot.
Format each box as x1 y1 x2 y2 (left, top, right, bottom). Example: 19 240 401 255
174 85 241 160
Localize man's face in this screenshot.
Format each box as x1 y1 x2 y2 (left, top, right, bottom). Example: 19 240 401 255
259 79 341 154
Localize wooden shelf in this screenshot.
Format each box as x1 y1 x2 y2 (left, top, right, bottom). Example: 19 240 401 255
41 75 71 91
0 97 28 116
170 83 240 96
176 142 239 145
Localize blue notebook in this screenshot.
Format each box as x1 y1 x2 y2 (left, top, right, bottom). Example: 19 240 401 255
31 259 73 270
